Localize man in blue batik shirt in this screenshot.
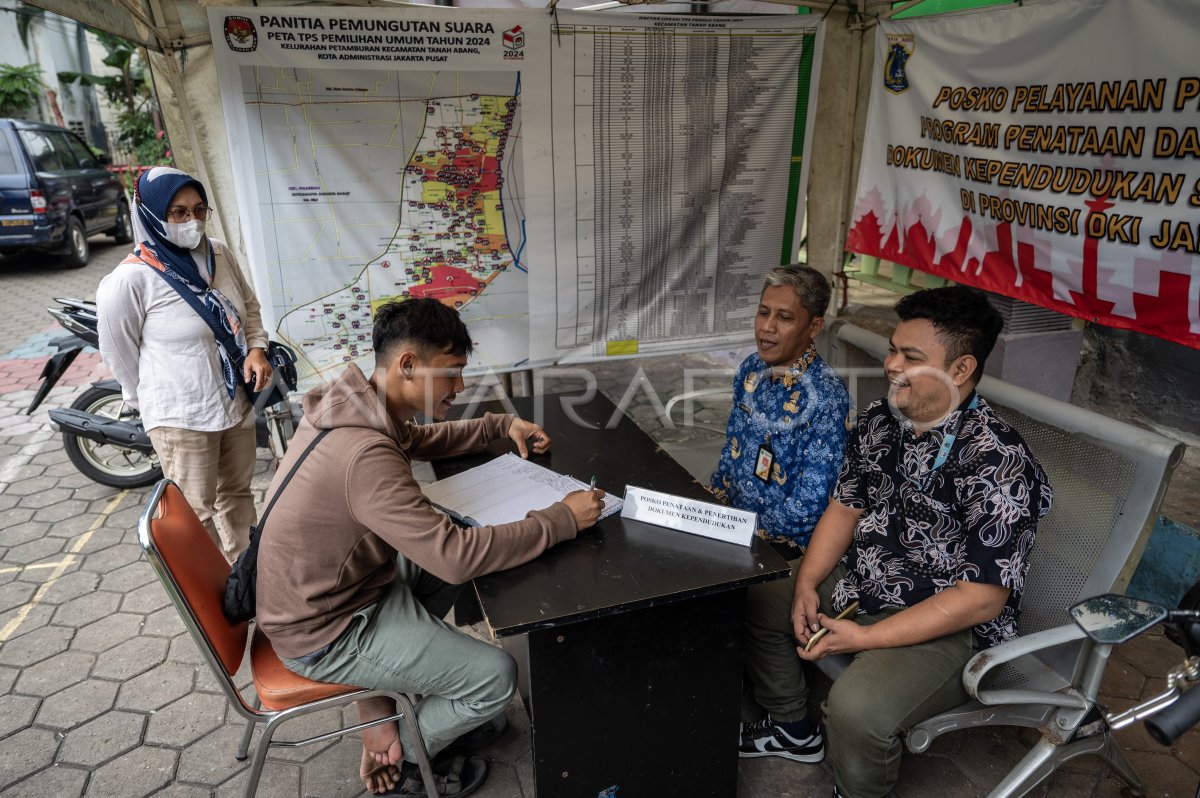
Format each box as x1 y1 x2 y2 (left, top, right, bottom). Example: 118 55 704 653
710 264 850 561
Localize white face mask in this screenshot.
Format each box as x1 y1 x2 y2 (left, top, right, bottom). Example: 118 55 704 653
165 219 205 250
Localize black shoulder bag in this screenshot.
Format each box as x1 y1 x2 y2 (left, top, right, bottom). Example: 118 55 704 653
222 429 331 622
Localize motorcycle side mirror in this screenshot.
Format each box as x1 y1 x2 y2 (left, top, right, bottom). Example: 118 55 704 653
1069 594 1168 645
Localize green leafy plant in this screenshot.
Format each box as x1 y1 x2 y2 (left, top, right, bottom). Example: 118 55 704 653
0 63 44 118
58 31 170 165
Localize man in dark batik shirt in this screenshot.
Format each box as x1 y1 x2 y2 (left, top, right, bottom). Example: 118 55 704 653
739 286 1052 798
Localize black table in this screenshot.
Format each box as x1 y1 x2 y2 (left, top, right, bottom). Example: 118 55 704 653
437 392 790 798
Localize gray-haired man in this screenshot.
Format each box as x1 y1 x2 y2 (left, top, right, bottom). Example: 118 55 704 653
710 264 850 762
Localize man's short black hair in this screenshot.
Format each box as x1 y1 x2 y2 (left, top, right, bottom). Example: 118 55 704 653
372 298 473 364
894 286 1003 382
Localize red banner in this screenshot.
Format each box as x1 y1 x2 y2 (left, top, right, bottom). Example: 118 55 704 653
846 0 1200 349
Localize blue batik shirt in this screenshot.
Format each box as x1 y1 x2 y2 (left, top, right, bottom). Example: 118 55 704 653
710 351 850 558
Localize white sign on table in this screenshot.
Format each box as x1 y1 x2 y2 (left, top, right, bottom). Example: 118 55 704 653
621 486 757 547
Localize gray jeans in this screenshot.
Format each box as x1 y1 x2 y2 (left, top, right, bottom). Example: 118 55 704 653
282 556 516 757
744 563 976 798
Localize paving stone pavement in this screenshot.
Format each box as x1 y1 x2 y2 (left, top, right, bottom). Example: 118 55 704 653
0 240 1197 797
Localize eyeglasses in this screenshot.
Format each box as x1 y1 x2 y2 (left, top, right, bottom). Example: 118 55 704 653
165 205 213 223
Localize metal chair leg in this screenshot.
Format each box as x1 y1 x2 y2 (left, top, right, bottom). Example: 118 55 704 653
986 737 1059 798
1099 736 1145 796
236 695 261 761
396 693 438 792
243 712 287 798
236 692 437 798
987 731 1147 798
1035 733 1145 797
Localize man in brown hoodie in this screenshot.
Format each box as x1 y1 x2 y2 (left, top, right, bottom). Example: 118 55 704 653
257 298 604 795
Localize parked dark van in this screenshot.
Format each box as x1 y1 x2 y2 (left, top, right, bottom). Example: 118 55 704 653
0 119 131 267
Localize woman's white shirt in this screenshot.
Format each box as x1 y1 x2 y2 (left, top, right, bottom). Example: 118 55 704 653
96 238 269 433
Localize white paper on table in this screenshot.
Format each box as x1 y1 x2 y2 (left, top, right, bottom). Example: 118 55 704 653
422 452 623 527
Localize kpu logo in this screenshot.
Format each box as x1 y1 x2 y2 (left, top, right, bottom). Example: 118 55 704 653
502 26 525 60
225 16 258 53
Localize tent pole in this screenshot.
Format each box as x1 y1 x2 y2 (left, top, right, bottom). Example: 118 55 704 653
835 0 866 294
146 0 219 233
877 0 934 22
114 0 166 44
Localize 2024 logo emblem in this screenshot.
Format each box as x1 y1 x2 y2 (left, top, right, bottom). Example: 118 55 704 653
502 26 525 60
225 16 258 53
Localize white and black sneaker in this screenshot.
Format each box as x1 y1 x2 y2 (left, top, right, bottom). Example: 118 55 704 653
738 716 825 763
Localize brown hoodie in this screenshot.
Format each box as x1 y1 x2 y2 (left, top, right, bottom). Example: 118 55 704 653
256 364 577 659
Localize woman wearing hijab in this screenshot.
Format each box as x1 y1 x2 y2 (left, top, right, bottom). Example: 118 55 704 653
97 167 272 563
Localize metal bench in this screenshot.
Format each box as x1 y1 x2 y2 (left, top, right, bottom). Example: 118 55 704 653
816 320 1185 797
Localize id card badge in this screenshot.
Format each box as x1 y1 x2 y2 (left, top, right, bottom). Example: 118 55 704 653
754 444 774 482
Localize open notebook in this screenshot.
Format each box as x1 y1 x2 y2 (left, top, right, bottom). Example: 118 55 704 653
422 453 623 527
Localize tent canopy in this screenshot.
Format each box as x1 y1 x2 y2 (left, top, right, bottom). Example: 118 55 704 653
17 0 975 306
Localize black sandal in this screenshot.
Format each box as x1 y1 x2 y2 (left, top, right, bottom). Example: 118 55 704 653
384 755 488 797
449 714 509 753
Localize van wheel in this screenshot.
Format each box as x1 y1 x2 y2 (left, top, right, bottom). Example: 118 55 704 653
61 216 89 268
111 200 132 244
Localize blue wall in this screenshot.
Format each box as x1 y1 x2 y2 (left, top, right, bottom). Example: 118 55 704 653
1127 516 1200 607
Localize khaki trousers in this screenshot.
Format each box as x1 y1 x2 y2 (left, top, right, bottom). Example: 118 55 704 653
745 562 976 798
148 417 257 563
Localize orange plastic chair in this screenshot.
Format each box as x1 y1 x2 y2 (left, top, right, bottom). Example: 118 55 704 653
137 480 437 797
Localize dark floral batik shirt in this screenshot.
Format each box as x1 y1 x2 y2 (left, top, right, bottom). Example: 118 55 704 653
831 394 1053 649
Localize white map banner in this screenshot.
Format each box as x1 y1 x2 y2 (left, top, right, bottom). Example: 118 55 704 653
209 8 822 380
210 8 545 382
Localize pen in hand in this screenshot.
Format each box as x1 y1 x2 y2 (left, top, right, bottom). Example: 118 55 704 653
588 475 597 492
802 600 860 652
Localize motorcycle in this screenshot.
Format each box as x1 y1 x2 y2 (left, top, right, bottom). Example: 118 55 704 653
25 297 299 489
1069 585 1200 752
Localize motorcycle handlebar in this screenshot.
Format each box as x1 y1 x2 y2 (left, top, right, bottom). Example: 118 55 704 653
1145 682 1200 746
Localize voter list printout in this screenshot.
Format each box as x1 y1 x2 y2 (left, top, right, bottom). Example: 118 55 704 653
422 452 623 527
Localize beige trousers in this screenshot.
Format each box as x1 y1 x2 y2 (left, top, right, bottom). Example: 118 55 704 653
148 417 258 563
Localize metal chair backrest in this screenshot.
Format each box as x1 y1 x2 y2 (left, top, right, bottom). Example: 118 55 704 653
138 479 251 706
824 321 1184 679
